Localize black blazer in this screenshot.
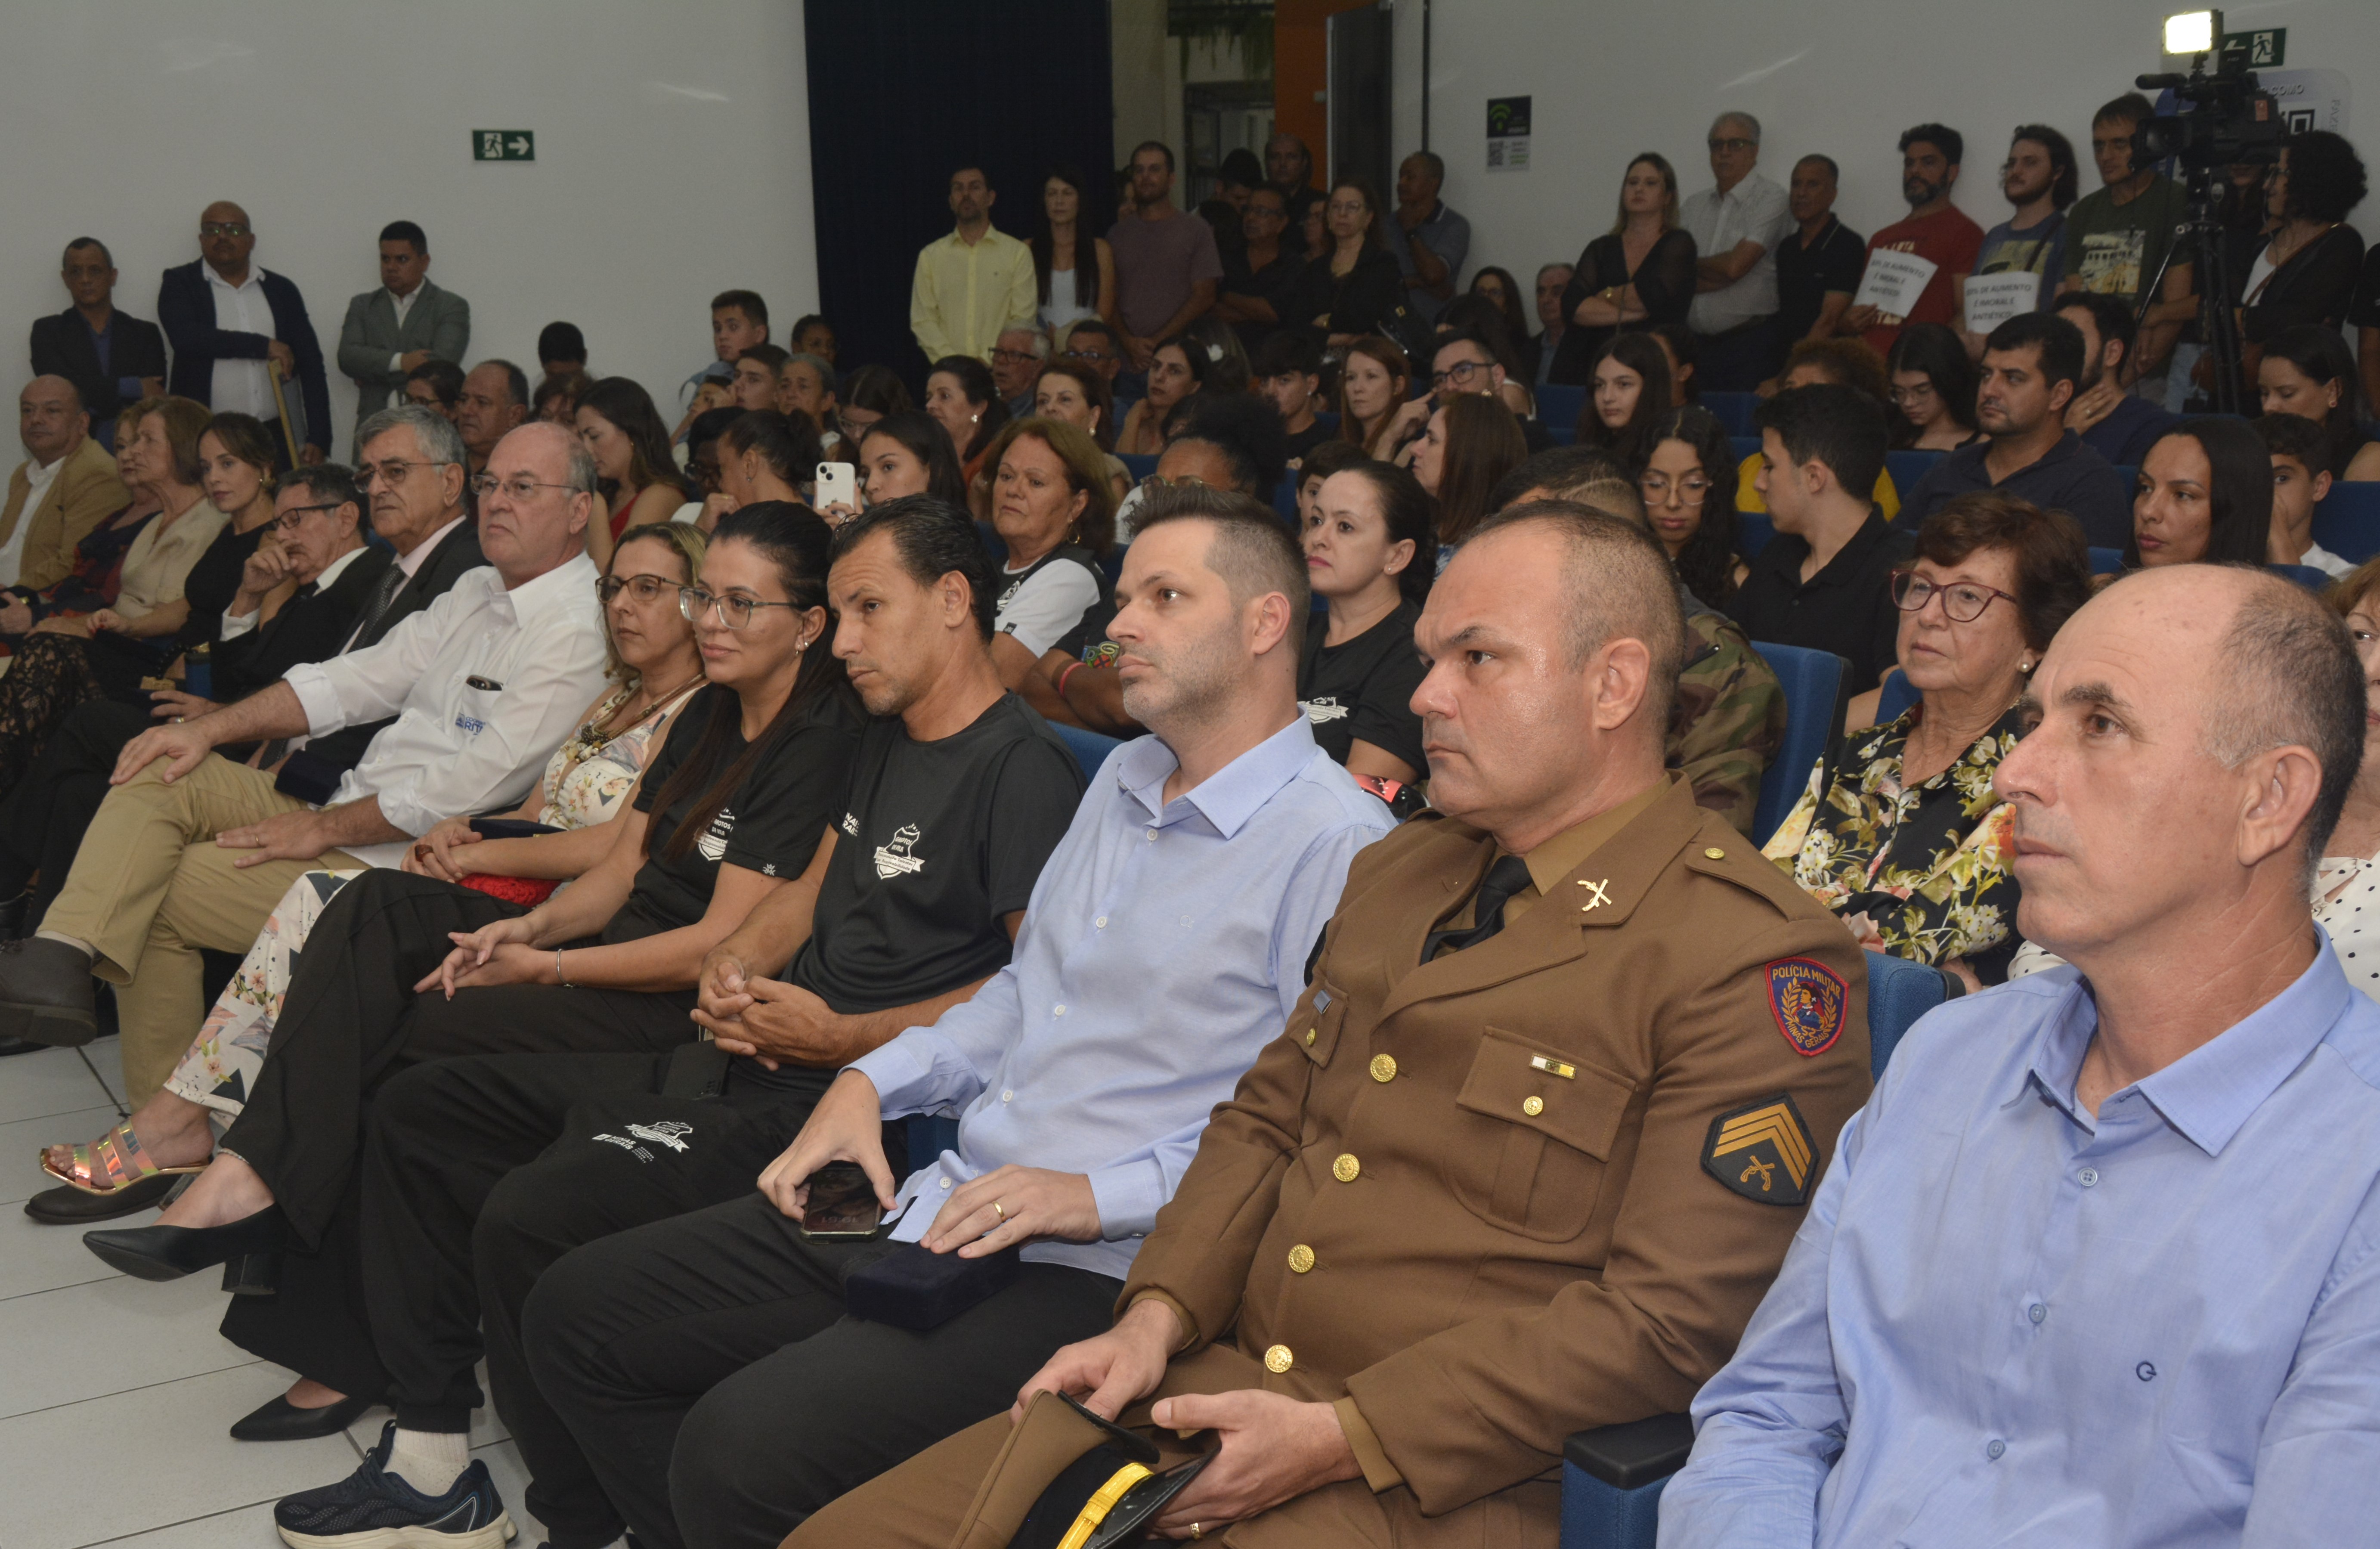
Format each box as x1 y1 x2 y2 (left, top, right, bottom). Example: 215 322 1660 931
213 543 396 704
1284 247 1406 343
304 517 484 772
30 308 168 431
155 259 332 452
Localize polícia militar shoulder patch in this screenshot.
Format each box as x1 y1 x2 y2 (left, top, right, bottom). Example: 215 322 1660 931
1702 1094 1818 1206
1766 956 1847 1056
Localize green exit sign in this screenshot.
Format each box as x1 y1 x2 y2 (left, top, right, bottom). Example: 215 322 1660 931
472 130 535 162
2222 28 2285 66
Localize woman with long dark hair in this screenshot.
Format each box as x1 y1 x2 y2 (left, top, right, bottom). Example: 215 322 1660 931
576 377 693 567
1410 393 1529 566
79 504 864 1429
1282 178 1407 345
2128 419 2278 568
856 411 969 509
1576 331 1674 472
1030 166 1117 338
1115 335 1207 456
1886 323 1981 451
1466 267 1533 353
2256 324 2380 481
924 355 1007 490
833 364 913 446
1639 404 1744 607
1550 153 1698 383
1301 459 1435 784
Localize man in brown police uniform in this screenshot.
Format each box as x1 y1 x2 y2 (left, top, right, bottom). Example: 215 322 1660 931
790 503 1872 1546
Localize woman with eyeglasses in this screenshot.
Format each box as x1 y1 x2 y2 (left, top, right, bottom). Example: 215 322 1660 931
1281 178 1406 347
0 400 244 800
74 507 862 1434
1115 334 1206 457
1638 405 1744 607
1764 493 2092 989
1885 323 1980 452
832 365 913 448
576 378 694 571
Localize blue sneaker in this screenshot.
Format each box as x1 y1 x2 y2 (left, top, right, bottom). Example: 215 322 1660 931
274 1422 516 1549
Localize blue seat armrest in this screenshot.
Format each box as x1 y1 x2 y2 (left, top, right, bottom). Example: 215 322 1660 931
1565 1413 1696 1489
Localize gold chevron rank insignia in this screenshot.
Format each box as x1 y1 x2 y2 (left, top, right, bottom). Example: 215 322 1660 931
1702 1094 1818 1206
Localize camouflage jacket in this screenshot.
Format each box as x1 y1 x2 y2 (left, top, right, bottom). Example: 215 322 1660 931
1667 600 1785 834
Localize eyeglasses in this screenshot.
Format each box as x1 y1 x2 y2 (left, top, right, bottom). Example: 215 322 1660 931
360 459 447 489
597 574 678 605
1637 473 1711 505
199 222 251 238
1708 138 1755 153
1891 570 2017 623
679 586 805 630
686 457 721 489
469 473 580 501
989 348 1042 367
1429 359 1494 391
272 502 343 531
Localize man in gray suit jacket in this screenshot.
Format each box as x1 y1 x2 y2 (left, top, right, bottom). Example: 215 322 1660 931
335 221 470 455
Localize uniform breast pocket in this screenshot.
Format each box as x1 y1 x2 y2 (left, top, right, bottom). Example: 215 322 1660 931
1297 984 1349 1068
1445 1026 1636 1242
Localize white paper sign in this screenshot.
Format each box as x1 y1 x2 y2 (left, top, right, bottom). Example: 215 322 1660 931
1854 249 1939 320
1962 272 2043 334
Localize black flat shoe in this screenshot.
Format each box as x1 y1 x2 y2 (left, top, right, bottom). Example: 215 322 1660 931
23 1172 182 1224
84 1205 283 1294
229 1391 378 1442
0 936 97 1047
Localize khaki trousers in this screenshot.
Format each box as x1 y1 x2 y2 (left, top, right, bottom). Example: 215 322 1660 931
43 755 359 1104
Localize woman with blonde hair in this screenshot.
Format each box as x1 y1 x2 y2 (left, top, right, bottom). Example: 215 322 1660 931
1549 152 1697 384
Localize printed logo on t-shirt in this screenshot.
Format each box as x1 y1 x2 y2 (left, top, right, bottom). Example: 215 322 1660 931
2076 229 2148 297
588 1119 693 1164
841 812 859 837
1303 697 1349 724
997 577 1024 613
696 807 735 863
873 823 926 879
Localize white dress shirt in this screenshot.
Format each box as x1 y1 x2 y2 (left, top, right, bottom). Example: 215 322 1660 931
0 450 67 588
207 265 277 419
1683 171 1792 334
282 551 608 867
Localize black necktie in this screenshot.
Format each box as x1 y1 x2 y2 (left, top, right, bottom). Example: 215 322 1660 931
1421 855 1535 963
347 564 407 654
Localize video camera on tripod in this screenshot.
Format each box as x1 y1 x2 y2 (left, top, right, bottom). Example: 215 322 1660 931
2125 10 2287 412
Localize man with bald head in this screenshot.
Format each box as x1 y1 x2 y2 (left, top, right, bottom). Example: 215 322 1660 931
796 504 1871 1549
1665 566 2380 1545
0 376 127 595
0 421 608 1103
158 199 332 462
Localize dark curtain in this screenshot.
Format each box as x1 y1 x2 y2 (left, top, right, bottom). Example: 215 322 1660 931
805 1 1118 394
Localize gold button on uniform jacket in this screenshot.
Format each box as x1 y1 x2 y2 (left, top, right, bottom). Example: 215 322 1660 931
1118 776 1873 1545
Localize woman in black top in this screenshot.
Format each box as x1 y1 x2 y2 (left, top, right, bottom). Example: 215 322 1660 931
1300 460 1434 784
1549 153 1698 384
1575 331 1675 472
2238 132 2368 344
1639 405 1745 609
2256 325 2380 482
1282 178 1407 346
1885 324 1981 452
83 504 863 1313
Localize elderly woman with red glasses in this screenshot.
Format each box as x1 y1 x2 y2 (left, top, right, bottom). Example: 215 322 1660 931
1762 491 2092 988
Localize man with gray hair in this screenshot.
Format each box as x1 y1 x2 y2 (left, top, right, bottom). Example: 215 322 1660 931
1392 150 1471 322
1682 112 1793 391
1665 564 2380 1546
796 499 1871 1549
990 321 1048 419
0 421 610 1107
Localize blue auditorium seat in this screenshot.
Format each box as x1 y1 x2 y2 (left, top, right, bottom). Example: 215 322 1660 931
1118 452 1158 482
1736 511 1775 557
1746 642 1849 848
1883 449 1944 507
1873 667 1919 725
1701 391 1756 437
2313 482 2380 565
2088 546 2125 576
1049 721 1123 784
1538 383 1585 433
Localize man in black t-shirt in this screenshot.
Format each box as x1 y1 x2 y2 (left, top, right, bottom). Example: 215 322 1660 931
1769 155 1867 378
296 497 1081 1549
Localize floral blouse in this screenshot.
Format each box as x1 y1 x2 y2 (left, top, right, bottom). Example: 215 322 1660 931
536 679 703 830
1762 703 2024 978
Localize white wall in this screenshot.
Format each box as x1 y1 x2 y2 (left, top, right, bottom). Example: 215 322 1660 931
1393 0 2377 291
0 0 816 452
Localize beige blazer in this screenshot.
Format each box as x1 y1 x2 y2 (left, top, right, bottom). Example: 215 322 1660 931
115 499 228 620
0 436 130 593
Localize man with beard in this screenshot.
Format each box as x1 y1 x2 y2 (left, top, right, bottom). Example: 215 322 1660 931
1957 127 2080 356
1843 125 1985 358
2055 291 2179 469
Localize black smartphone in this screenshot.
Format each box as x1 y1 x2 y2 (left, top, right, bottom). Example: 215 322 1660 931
469 817 562 841
799 1162 885 1239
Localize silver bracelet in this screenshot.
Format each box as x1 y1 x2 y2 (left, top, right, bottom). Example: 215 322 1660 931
555 947 570 988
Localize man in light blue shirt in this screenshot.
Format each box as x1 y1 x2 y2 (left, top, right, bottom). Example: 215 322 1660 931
658 489 1391 1548
1662 564 2380 1548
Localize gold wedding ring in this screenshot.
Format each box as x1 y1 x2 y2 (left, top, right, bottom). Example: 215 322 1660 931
992 1200 1006 1221
1189 1526 1204 1541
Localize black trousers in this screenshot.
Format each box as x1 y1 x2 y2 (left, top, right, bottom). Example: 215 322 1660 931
215 869 700 1395
523 1192 1121 1549
359 1051 836 1549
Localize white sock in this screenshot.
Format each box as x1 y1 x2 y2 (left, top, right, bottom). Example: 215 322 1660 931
386 1428 469 1496
32 931 91 958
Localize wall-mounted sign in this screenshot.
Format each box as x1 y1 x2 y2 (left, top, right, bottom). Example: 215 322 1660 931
2222 28 2285 67
472 130 535 162
1487 96 1530 172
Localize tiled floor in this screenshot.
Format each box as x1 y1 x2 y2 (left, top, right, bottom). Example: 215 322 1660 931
1 1037 545 1549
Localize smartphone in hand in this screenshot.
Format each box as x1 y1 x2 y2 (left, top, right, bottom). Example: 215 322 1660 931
815 462 857 511
798 1161 885 1239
